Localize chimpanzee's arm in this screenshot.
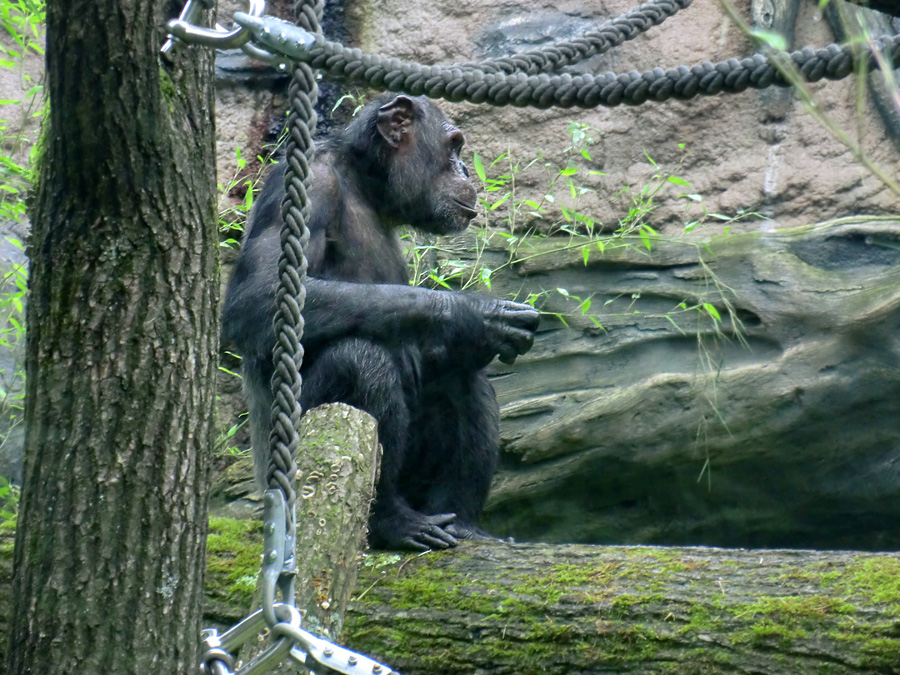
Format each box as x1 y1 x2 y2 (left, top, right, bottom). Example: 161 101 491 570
223 272 538 367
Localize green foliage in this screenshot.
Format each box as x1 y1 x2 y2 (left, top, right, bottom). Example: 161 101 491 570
217 147 257 248
331 90 368 117
0 0 44 507
406 121 754 338
0 472 18 524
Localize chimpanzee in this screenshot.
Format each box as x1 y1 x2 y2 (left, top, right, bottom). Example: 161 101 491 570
222 94 540 551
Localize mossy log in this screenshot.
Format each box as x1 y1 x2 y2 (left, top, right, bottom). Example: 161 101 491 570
4 524 900 674
345 542 900 675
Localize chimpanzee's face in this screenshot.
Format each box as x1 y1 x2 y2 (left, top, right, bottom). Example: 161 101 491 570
416 120 478 235
377 96 478 235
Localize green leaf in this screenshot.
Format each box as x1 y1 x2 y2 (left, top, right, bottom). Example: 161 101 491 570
489 192 510 210
703 303 721 321
667 176 691 187
582 246 590 266
473 152 487 182
559 167 578 176
752 29 787 51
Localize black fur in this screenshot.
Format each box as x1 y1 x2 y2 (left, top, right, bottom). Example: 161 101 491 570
222 95 539 551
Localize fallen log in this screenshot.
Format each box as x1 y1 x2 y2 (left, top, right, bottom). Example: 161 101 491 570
3 525 899 674
345 541 900 674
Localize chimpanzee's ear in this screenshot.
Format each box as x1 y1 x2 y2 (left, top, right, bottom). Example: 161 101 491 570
376 95 417 149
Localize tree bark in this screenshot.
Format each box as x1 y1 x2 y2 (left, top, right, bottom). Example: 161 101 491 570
346 542 900 675
6 1 217 673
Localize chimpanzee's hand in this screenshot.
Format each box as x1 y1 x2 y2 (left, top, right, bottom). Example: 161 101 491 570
454 294 540 366
420 291 538 368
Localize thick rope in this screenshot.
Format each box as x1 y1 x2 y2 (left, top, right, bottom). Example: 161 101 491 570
458 0 693 75
302 34 900 108
267 0 323 508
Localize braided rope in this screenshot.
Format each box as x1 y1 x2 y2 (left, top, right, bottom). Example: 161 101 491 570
458 0 693 75
301 35 900 108
267 0 323 509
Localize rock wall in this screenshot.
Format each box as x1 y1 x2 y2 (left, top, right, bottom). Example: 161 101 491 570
215 0 900 230
475 219 900 550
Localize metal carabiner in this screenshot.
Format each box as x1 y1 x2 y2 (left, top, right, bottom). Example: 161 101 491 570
232 12 317 63
260 488 297 629
161 0 267 61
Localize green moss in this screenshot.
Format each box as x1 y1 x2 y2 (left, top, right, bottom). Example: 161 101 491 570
346 552 691 667
206 516 263 608
836 558 900 609
158 67 178 115
860 638 900 663
732 618 809 646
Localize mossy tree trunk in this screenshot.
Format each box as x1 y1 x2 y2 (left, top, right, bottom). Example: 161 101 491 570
347 542 900 675
6 1 218 673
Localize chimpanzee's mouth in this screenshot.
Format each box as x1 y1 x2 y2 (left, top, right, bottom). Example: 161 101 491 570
452 199 478 219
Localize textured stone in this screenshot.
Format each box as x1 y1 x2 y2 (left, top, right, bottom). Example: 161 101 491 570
474 219 900 550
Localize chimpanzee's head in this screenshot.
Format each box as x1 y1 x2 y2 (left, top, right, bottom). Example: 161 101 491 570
341 94 478 235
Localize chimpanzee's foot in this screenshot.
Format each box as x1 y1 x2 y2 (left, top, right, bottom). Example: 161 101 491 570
369 510 459 552
445 522 493 541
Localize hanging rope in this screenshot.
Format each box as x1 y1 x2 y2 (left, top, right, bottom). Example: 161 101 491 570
265 0 323 509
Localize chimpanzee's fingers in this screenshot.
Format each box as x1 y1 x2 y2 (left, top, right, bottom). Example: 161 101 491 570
425 513 458 527
417 514 460 549
498 346 518 365
499 301 541 330
417 530 458 550
403 538 432 552
493 322 536 363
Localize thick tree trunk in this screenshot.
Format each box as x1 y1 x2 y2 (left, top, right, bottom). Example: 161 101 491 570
346 542 900 675
6 1 217 673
